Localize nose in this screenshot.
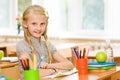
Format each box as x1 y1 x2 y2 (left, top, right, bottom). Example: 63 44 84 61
36 25 42 30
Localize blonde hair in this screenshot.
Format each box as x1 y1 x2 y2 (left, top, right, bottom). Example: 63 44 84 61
22 5 53 63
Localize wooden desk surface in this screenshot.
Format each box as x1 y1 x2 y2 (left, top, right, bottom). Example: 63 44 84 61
0 62 19 68
0 62 20 80
41 66 120 80
1 62 120 80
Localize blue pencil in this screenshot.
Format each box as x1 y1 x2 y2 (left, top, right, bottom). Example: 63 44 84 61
37 57 43 69
72 48 78 59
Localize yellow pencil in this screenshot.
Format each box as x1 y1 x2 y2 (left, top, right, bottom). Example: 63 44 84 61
33 54 37 70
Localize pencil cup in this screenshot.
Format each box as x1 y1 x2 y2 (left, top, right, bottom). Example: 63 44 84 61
24 69 40 80
76 58 88 75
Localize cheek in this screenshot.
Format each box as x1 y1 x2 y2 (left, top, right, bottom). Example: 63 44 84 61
27 27 34 33
42 27 46 33
43 27 46 31
43 26 47 30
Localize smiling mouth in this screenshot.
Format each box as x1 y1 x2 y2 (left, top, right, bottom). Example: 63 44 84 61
34 31 42 34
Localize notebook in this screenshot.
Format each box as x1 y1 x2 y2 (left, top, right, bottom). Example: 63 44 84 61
88 62 117 68
88 66 113 70
1 57 18 62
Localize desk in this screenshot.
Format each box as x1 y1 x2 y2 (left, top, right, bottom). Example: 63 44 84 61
41 66 120 80
0 43 120 80
1 62 120 80
0 43 16 56
0 62 20 80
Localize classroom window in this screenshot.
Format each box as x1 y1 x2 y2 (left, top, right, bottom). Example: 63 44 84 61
0 0 10 28
18 0 32 16
0 0 120 39
43 0 106 38
82 0 104 30
0 0 18 35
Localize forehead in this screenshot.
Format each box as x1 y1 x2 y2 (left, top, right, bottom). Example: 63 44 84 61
27 14 47 22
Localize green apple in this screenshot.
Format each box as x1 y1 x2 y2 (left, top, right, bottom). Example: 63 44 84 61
0 50 4 59
96 51 107 63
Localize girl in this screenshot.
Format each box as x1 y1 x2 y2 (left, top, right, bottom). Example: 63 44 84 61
16 5 74 80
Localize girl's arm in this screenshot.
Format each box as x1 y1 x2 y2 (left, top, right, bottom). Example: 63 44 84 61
47 52 74 70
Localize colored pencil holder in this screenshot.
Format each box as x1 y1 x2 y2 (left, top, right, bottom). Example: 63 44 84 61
76 58 88 75
24 69 40 80
79 74 88 80
6 78 14 80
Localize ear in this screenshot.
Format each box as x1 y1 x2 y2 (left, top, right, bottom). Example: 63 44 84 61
22 21 28 28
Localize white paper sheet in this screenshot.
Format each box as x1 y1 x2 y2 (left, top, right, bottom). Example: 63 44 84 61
43 68 78 78
1 57 18 62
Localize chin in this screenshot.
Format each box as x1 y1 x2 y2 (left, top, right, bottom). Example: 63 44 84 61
34 34 42 38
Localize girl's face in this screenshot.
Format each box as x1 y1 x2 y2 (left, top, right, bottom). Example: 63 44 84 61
23 14 47 39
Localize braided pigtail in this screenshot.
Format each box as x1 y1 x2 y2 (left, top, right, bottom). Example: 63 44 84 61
44 35 54 63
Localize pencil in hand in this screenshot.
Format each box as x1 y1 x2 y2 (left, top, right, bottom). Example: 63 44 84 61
37 56 43 69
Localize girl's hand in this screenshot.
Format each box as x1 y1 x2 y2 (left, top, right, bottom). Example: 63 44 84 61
46 64 55 69
19 53 33 69
40 62 49 69
40 62 55 69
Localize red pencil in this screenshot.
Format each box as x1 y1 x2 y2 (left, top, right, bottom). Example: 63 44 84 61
83 48 86 59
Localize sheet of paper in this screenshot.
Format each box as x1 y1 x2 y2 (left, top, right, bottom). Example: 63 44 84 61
1 57 18 62
43 68 78 78
116 66 120 71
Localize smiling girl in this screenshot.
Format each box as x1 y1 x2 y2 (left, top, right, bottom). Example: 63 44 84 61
16 5 74 80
